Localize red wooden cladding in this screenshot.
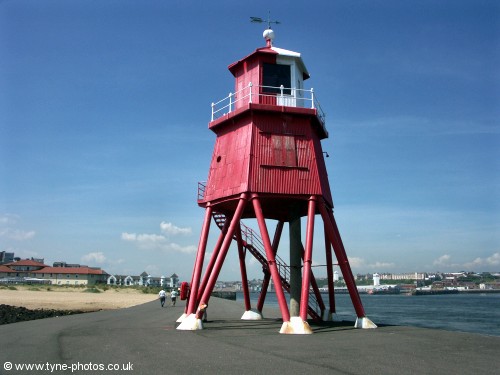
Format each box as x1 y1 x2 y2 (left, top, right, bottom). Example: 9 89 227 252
203 42 333 212
203 107 333 209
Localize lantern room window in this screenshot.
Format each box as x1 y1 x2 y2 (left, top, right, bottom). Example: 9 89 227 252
262 63 291 94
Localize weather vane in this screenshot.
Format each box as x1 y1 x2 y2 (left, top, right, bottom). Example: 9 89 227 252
250 11 281 29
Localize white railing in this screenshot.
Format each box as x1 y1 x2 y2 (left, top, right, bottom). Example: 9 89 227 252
211 83 326 125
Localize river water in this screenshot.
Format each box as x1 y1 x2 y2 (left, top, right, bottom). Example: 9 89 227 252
237 291 500 337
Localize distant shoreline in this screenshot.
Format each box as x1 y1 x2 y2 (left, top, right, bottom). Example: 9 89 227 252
0 285 158 311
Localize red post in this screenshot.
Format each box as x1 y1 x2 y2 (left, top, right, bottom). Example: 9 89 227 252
329 209 365 316
196 194 248 319
257 221 284 312
236 223 251 311
319 203 366 318
309 269 325 317
300 243 325 317
324 222 336 315
197 218 229 301
257 272 270 312
300 196 316 321
186 205 212 315
252 194 290 323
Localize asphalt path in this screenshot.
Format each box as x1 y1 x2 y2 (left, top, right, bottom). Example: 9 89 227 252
1 297 499 374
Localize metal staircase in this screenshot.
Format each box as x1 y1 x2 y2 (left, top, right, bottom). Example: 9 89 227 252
212 212 322 321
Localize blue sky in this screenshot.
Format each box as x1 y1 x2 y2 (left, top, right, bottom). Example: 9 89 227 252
1 0 498 281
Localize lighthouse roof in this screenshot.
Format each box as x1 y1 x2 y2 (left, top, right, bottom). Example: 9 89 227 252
269 46 301 58
228 45 310 80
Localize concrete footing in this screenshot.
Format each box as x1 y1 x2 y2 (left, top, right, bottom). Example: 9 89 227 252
241 309 263 320
355 316 377 329
176 313 203 330
279 317 313 334
176 313 188 323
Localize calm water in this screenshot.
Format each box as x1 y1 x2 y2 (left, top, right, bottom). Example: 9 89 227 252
237 291 500 337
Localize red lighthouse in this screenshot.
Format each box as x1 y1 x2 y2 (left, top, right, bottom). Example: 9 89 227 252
177 27 376 333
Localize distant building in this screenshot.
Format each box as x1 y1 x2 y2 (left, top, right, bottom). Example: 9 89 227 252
0 259 108 285
5 259 48 272
53 261 87 268
379 272 427 281
106 272 179 288
0 251 15 264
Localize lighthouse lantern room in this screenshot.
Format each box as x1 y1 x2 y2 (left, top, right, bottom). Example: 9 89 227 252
177 26 376 334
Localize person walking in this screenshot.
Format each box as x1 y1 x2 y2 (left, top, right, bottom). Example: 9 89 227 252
158 289 166 307
170 289 178 306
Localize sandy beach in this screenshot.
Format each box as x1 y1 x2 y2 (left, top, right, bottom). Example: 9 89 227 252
0 285 158 311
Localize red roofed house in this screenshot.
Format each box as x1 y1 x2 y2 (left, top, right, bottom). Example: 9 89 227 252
0 265 16 278
32 266 108 286
0 259 108 285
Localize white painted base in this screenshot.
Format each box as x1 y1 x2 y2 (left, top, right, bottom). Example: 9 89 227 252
176 313 203 330
176 313 187 323
241 309 263 320
279 317 313 334
355 316 377 329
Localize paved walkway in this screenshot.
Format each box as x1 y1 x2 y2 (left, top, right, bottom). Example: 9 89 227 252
1 297 499 374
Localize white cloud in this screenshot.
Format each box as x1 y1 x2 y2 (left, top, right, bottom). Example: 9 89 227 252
463 252 500 269
160 221 192 236
0 214 18 225
121 232 167 250
165 242 196 254
0 228 36 241
121 232 137 241
121 222 196 254
145 264 160 276
0 214 35 241
136 233 166 243
486 252 500 266
347 257 395 272
348 257 366 269
433 254 452 266
370 261 396 269
81 252 107 265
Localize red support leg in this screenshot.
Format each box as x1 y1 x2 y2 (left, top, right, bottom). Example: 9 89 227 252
309 269 325 318
318 202 366 318
300 196 316 321
197 218 229 302
300 243 326 318
257 272 270 312
257 221 284 312
252 194 290 323
324 223 336 316
236 223 251 311
186 205 213 315
196 194 248 319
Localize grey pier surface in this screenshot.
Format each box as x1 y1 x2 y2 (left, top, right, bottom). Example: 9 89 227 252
1 298 498 374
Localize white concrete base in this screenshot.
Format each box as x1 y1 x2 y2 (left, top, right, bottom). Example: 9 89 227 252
355 316 377 329
176 313 203 330
279 317 313 334
176 313 187 323
241 309 263 320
